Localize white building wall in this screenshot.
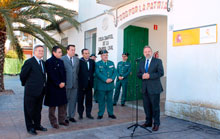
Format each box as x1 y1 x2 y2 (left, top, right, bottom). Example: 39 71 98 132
60 28 84 56
45 0 79 11
166 0 220 129
77 0 111 22
58 13 118 63
95 15 118 62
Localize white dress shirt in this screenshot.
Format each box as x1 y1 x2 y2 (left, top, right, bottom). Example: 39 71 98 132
145 56 152 69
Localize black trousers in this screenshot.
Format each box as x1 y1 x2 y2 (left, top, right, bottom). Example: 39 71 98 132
77 86 93 117
142 89 160 126
24 91 44 131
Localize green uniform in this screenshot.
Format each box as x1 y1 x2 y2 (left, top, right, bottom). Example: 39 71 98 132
93 73 98 103
113 61 131 105
95 60 117 116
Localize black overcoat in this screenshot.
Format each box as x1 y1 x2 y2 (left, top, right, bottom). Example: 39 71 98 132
44 55 67 107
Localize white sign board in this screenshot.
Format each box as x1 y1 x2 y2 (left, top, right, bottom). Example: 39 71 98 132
200 24 217 44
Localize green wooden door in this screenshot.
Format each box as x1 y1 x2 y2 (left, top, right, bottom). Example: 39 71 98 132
124 25 149 101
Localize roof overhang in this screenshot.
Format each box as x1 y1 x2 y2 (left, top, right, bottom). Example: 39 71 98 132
96 0 137 7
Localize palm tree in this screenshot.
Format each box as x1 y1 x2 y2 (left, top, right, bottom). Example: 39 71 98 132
0 0 80 92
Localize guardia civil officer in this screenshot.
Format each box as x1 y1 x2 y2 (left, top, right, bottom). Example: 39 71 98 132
95 50 117 119
113 52 131 106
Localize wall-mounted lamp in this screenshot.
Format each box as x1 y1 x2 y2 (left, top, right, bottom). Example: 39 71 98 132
167 0 173 12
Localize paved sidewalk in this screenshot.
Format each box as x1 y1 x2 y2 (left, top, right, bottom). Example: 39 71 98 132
1 75 220 139
31 116 220 139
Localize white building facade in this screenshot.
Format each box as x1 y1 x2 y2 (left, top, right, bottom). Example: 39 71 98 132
51 0 220 129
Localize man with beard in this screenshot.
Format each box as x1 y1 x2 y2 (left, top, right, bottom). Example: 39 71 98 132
137 46 164 131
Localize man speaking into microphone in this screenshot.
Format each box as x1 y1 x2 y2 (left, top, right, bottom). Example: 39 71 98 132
137 46 164 131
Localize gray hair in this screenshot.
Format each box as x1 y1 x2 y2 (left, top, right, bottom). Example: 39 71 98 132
143 45 152 51
34 45 44 51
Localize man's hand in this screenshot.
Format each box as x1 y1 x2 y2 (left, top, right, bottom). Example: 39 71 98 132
108 79 113 83
142 73 150 79
59 82 65 88
142 73 147 79
106 79 113 83
119 76 124 80
146 73 150 79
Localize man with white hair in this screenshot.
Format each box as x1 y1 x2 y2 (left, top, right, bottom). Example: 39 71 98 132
20 45 47 135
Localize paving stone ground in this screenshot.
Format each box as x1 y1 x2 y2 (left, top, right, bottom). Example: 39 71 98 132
1 75 220 139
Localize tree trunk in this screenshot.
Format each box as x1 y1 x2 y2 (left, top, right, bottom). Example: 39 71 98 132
0 28 6 92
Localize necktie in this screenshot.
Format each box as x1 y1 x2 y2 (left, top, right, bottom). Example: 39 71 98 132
70 57 73 66
39 60 44 73
145 59 149 73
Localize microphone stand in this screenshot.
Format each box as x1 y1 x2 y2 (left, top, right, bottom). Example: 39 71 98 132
127 58 152 137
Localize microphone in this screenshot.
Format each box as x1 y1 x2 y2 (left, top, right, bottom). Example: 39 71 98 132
135 56 143 61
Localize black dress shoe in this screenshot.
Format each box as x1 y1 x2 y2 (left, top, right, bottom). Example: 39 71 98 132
142 123 152 128
65 119 69 124
121 104 125 107
87 115 94 119
79 115 83 120
113 103 116 106
35 125 47 131
69 118 76 122
97 115 103 119
28 128 37 135
109 115 116 119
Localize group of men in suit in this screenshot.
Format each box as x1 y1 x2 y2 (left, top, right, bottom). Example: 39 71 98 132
20 44 164 135
20 44 81 134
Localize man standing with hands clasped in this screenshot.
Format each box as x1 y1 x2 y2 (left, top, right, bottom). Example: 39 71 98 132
44 46 68 129
113 52 131 106
137 46 164 131
95 50 117 119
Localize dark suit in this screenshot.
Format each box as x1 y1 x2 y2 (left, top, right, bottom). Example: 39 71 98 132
137 57 164 126
77 58 95 117
44 55 67 125
20 57 46 131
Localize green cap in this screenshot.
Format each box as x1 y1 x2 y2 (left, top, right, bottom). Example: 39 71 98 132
90 54 97 57
122 52 129 56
